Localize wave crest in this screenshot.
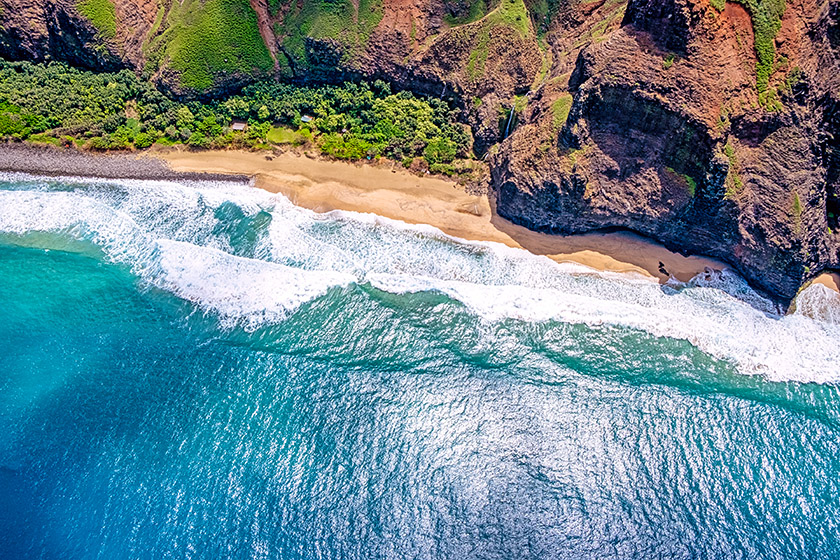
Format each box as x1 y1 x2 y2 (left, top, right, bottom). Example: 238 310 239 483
1 172 839 383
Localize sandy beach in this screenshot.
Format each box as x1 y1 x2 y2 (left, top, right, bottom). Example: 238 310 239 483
157 148 731 284
813 272 840 292
2 142 838 296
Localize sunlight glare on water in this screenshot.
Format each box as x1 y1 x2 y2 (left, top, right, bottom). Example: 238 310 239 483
0 173 839 559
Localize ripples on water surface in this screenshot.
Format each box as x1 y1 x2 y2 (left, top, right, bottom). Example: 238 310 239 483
1 173 839 559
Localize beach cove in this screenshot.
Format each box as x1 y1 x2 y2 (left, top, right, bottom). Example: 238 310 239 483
158 148 730 284
3 143 838 297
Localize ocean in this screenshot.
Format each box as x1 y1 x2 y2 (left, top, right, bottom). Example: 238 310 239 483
1 172 839 559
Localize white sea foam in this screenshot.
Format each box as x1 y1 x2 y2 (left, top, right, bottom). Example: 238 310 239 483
153 240 355 328
792 284 840 324
0 178 355 328
0 190 154 264
367 273 840 383
320 210 840 384
1 172 839 383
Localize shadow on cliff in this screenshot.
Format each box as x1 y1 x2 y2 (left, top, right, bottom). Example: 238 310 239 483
486 196 729 286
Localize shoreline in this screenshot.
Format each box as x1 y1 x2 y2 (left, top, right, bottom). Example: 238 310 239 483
157 147 729 285
0 142 250 183
4 142 837 294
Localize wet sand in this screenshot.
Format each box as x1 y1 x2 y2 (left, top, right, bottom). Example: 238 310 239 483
813 272 840 292
158 148 729 284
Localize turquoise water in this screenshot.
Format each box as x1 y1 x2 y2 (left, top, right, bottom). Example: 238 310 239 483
1 173 840 559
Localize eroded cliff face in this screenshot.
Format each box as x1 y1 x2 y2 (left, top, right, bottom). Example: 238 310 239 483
0 0 123 70
491 0 840 301
1 0 838 300
0 0 543 146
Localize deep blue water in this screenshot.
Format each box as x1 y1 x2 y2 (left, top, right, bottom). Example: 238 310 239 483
1 173 840 559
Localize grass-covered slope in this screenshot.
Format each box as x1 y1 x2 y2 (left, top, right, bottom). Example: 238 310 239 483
146 0 274 91
278 0 384 66
465 0 533 81
142 0 388 89
76 0 116 39
137 0 542 99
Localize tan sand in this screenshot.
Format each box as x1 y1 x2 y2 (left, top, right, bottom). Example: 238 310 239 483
813 273 840 292
156 148 731 284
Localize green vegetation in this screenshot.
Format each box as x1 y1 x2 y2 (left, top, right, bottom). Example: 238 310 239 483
760 87 784 111
443 0 488 26
683 174 697 197
77 0 116 39
358 0 384 34
588 5 625 42
266 126 305 145
0 60 472 169
487 0 530 35
551 94 573 132
423 137 457 164
666 167 697 197
791 191 803 234
780 65 802 94
235 81 470 161
724 140 745 198
662 53 675 70
0 101 46 138
527 0 571 36
792 192 802 218
143 4 166 54
281 0 384 65
711 1 787 104
572 0 626 49
498 97 527 137
733 0 786 97
466 0 532 82
145 0 274 90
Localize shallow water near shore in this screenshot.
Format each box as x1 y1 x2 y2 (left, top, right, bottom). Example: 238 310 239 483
1 173 840 558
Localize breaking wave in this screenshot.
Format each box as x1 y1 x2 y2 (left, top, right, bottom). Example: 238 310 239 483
1 171 838 383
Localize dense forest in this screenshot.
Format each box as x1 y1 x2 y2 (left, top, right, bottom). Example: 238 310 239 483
0 60 475 174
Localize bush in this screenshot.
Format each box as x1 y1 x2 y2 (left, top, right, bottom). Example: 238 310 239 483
320 133 377 160
198 115 223 137
187 131 209 147
246 121 271 141
0 60 473 160
88 135 112 150
423 137 456 165
0 112 30 138
134 132 155 148
429 162 456 176
176 106 195 129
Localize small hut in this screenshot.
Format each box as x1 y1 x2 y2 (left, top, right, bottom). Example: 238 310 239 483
231 120 247 132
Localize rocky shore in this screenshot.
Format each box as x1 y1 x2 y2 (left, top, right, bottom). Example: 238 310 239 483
0 143 250 183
